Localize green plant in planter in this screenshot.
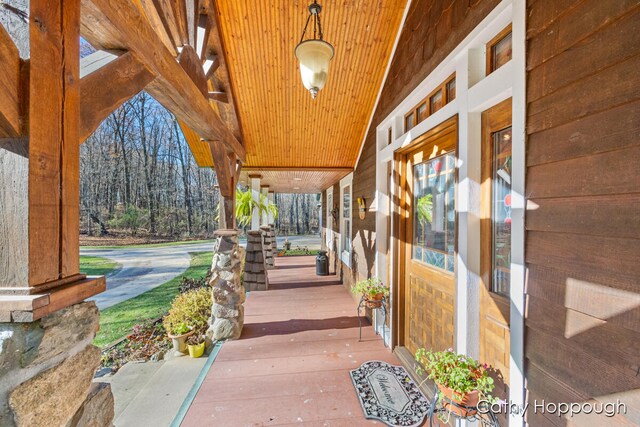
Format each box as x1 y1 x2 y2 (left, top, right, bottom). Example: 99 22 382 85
415 348 496 422
352 278 389 308
163 287 212 336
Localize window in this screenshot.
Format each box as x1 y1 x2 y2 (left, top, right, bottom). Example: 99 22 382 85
429 89 444 114
405 112 416 132
404 73 456 133
342 185 351 256
412 154 456 272
491 127 512 296
446 77 456 103
487 25 512 74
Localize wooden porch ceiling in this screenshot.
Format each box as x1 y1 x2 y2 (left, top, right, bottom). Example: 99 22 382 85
238 168 352 194
213 0 407 191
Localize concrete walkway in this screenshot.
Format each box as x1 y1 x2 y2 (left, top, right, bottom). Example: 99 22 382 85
181 256 399 426
82 235 321 310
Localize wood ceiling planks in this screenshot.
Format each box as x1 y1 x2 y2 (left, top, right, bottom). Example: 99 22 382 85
239 169 352 194
216 0 407 169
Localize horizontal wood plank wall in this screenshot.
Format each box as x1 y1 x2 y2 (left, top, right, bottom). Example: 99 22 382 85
525 1 640 425
335 0 500 297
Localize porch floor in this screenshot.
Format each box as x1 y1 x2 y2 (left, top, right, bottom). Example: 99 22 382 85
182 256 400 426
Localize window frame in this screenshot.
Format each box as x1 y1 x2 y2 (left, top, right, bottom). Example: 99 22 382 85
486 24 513 75
404 73 456 133
339 178 353 267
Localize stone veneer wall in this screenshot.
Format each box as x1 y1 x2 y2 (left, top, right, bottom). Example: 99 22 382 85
269 224 277 255
260 225 274 269
0 302 114 427
243 230 269 292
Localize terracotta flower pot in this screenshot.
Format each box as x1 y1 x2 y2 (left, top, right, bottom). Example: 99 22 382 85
168 329 194 354
364 292 384 309
187 342 205 358
436 382 479 417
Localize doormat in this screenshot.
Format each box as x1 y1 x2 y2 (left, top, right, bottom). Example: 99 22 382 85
350 360 430 427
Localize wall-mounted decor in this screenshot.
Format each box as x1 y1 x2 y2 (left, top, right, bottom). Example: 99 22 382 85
357 197 366 220
331 205 339 221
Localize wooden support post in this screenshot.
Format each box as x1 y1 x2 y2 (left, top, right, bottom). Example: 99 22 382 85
209 140 240 230
0 0 105 321
249 174 262 230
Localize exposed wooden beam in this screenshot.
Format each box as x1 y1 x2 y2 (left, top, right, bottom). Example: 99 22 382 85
0 24 22 138
138 0 178 56
81 0 245 161
185 0 198 47
203 53 219 78
151 0 183 48
208 140 234 198
208 91 228 103
79 51 156 142
196 13 209 59
208 0 243 141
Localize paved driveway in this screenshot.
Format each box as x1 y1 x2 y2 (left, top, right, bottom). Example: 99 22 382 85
82 235 321 310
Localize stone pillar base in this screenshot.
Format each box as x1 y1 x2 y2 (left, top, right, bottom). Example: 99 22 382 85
207 230 245 341
0 302 114 427
244 230 269 291
269 223 278 255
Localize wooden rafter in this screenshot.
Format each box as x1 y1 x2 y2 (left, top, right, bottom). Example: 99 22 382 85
138 0 178 56
79 51 156 142
0 23 21 138
80 0 246 161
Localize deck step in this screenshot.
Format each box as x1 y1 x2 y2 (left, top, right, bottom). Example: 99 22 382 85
97 354 207 426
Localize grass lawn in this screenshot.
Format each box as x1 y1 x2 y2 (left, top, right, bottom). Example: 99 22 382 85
94 251 212 348
80 255 120 276
81 239 215 250
279 249 320 256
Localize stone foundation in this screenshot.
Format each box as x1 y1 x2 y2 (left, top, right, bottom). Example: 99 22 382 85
207 230 245 341
243 230 269 291
0 302 114 427
260 225 275 269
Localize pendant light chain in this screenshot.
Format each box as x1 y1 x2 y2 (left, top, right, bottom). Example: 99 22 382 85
298 0 325 44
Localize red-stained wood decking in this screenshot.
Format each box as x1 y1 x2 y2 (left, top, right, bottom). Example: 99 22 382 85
182 256 400 426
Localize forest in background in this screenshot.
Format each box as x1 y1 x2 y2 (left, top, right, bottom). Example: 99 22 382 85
80 92 321 241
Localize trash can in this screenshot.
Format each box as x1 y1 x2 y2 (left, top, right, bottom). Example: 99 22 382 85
316 250 329 276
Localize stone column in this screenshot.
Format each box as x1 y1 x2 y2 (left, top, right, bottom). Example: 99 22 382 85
260 186 269 225
243 231 269 291
260 225 274 270
207 230 245 341
269 223 278 257
0 302 114 427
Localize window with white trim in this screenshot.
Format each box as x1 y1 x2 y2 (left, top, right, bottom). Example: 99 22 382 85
341 185 352 261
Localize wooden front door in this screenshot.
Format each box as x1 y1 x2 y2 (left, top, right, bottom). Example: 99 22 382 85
399 118 457 357
480 99 512 392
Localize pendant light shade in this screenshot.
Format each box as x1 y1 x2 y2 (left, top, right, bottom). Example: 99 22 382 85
295 1 334 99
295 39 334 99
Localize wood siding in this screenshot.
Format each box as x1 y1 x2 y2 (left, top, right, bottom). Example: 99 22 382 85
323 0 501 288
525 1 640 425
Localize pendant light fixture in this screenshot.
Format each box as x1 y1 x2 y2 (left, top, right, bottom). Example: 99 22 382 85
294 1 334 99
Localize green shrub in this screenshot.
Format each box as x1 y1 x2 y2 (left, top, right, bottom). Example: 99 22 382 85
162 287 212 336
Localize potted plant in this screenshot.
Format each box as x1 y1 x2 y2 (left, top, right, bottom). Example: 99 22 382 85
186 334 206 358
352 278 389 308
415 348 495 421
163 288 212 355
283 239 291 251
165 323 193 354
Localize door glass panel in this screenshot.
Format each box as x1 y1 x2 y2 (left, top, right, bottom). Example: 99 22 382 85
412 154 455 272
491 127 512 297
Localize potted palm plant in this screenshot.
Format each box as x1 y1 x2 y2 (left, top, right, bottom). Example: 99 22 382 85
165 323 193 354
415 348 495 421
352 278 389 308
